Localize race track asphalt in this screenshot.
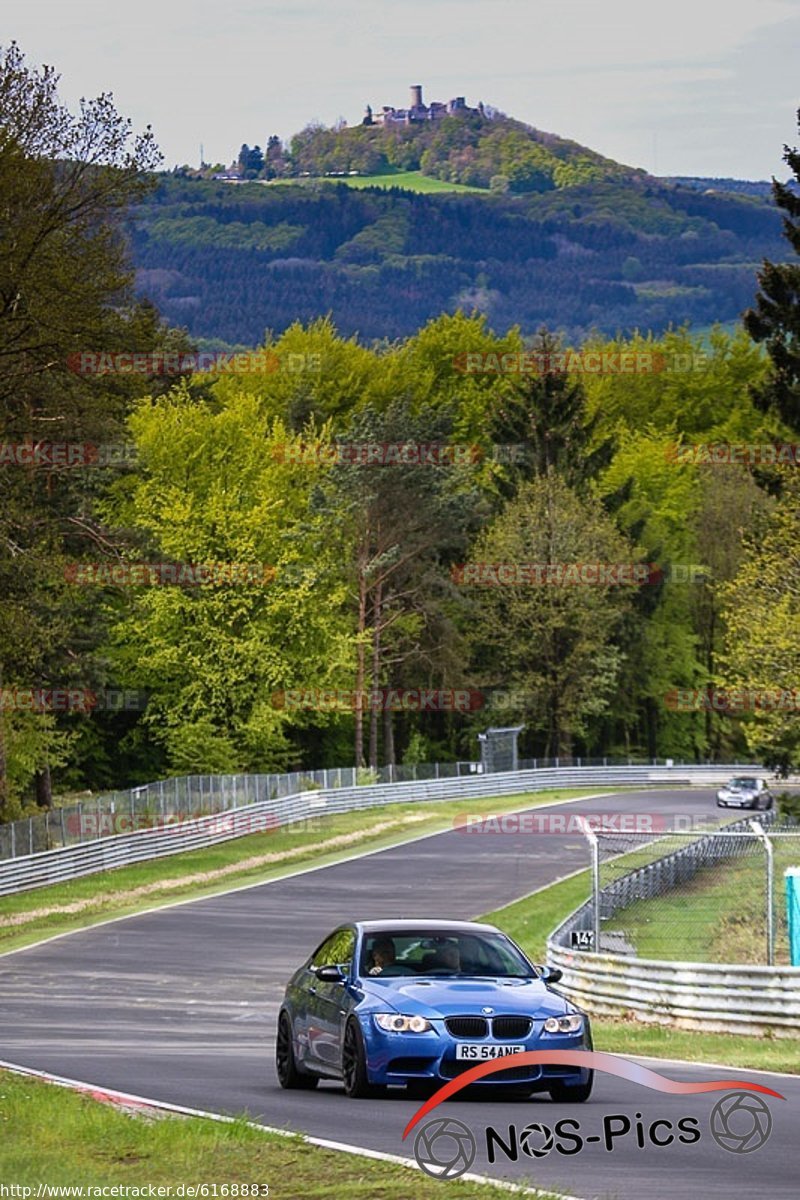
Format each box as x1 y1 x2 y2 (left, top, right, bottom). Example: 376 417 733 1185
0 787 796 1199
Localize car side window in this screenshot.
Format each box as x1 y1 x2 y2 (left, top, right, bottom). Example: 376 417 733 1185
310 928 355 972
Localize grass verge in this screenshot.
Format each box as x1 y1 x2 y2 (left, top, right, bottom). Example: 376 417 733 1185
0 1068 553 1197
267 170 485 193
610 844 798 965
482 872 800 1075
0 788 605 955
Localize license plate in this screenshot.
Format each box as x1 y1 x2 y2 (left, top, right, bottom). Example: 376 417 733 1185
456 1043 524 1060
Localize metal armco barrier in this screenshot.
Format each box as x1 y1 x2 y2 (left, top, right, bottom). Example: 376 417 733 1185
0 762 753 896
547 813 800 1035
547 944 800 1036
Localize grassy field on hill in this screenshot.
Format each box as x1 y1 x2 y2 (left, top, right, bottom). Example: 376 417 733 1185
268 170 485 194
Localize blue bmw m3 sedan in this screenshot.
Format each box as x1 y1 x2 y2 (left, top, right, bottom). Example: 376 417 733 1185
275 919 593 1100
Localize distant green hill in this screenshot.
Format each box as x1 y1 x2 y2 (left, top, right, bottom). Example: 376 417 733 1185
132 121 784 346
265 110 642 194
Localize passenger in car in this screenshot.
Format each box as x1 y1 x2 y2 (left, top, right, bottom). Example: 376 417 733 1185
430 942 461 972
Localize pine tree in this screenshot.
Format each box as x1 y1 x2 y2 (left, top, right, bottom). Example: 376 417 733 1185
744 110 800 431
490 328 613 493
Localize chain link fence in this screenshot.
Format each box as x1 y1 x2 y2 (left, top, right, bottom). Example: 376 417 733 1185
0 755 760 863
562 816 800 966
0 762 477 862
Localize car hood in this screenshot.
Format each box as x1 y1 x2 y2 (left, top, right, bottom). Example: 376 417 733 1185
359 976 572 1018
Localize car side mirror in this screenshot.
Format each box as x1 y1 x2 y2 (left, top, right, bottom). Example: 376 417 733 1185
314 964 346 982
537 966 563 984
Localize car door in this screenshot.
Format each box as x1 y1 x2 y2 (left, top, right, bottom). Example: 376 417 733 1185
305 927 356 1073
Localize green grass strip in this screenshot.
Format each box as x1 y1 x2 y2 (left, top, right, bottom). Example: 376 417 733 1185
0 1068 556 1196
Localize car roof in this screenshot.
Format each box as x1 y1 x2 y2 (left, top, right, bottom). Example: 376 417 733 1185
354 919 501 934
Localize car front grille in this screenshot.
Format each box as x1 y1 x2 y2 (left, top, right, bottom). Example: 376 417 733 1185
443 1015 533 1039
492 1016 532 1039
445 1016 489 1038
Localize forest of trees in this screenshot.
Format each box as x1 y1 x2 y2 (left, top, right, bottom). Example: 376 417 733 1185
2 42 800 819
130 174 785 345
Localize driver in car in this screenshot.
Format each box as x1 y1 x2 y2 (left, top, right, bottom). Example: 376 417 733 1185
368 937 397 975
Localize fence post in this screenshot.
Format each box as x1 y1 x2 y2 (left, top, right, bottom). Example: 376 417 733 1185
29 818 33 856
10 820 15 858
577 817 600 952
61 806 67 848
749 820 774 966
787 867 800 966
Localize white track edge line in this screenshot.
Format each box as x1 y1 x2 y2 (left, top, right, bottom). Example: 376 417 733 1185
627 1053 800 1081
0 1057 585 1200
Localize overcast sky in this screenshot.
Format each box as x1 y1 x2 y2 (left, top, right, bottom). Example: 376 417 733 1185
4 0 799 178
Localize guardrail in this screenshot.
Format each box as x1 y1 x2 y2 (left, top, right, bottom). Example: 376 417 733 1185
0 762 753 896
547 947 800 1036
0 755 732 863
547 813 800 1035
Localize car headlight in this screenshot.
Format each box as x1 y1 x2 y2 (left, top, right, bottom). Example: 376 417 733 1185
374 1013 433 1033
544 1014 583 1034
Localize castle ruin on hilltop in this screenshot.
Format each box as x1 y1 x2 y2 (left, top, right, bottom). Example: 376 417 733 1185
363 85 484 127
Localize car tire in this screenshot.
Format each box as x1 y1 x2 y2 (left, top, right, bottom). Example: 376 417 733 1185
276 1011 319 1090
549 1071 594 1103
342 1018 383 1099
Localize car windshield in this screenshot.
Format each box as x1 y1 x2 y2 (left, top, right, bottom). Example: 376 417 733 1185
729 777 757 788
359 929 534 978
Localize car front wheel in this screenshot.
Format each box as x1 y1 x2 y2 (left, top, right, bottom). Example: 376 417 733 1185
342 1018 384 1098
276 1012 319 1090
549 1072 594 1103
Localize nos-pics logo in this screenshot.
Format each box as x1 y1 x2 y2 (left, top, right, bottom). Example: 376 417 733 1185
406 1052 783 1181
413 1092 774 1180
